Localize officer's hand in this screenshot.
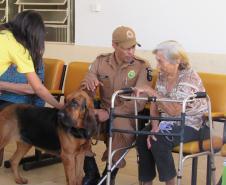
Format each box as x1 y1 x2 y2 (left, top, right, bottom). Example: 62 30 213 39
86 79 103 92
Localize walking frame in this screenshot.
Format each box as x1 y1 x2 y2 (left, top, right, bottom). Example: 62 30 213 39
98 87 216 185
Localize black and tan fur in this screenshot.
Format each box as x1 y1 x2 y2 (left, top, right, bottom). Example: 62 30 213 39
0 90 97 185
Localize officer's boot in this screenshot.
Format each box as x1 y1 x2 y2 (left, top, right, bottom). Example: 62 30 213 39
102 165 119 185
82 156 100 185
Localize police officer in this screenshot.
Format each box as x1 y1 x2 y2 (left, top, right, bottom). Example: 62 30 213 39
81 26 151 185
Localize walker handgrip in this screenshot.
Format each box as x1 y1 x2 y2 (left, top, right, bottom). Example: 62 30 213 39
120 87 134 94
147 96 157 102
195 92 206 98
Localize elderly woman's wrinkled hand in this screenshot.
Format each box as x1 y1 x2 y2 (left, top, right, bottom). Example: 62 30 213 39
134 85 156 97
147 121 159 149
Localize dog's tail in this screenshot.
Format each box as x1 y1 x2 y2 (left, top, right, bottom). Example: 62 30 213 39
0 148 4 166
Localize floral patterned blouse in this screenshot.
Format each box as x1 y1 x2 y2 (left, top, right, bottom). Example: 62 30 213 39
156 68 208 130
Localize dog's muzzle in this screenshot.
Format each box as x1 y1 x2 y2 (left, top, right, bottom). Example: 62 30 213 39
57 109 74 128
57 108 92 139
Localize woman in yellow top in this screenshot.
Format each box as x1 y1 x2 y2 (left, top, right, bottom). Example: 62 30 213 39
0 10 63 109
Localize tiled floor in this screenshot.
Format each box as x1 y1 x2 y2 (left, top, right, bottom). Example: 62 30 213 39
0 141 224 185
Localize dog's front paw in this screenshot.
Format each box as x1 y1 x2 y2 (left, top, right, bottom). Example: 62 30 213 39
15 177 28 184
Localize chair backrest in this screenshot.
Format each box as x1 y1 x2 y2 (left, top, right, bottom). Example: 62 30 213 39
64 61 90 97
198 72 226 113
64 61 157 99
43 58 66 91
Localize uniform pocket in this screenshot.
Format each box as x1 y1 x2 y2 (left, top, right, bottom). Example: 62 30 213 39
98 74 111 88
125 76 137 87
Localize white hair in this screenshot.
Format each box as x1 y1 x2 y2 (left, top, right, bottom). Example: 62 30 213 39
153 40 190 70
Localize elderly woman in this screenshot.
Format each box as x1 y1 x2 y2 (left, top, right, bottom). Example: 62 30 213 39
135 41 208 185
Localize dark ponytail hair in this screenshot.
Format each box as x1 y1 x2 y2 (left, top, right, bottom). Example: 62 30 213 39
0 10 45 71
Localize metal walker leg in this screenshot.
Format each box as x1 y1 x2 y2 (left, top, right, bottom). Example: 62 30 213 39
100 89 216 185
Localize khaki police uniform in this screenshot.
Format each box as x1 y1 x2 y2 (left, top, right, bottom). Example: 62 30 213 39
81 52 151 168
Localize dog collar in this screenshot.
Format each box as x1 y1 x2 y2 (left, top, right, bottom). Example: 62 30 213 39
69 127 90 139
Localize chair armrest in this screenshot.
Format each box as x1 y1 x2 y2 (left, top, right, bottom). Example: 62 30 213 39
49 90 64 101
49 90 63 96
203 112 226 125
211 112 226 118
204 112 226 119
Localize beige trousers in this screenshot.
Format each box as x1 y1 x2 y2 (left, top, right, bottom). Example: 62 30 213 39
100 117 135 168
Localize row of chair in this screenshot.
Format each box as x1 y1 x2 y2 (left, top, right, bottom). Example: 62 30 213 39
44 59 91 98
46 58 226 183
10 58 226 184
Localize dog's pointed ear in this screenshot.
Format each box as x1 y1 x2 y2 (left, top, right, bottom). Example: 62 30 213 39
84 108 97 137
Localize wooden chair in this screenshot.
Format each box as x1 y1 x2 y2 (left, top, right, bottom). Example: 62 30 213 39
4 58 66 170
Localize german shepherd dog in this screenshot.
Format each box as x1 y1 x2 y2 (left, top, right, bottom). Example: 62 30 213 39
0 90 97 185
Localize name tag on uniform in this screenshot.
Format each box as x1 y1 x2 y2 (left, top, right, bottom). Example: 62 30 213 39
98 75 108 80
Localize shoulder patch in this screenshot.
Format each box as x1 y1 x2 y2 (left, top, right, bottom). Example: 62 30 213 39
96 53 111 60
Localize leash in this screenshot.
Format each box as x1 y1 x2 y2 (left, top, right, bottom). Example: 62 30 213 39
91 122 101 145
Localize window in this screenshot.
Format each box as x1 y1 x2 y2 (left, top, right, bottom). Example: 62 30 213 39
0 0 7 23
1 0 75 43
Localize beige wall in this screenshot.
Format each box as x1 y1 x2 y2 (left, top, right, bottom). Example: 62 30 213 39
44 42 226 74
